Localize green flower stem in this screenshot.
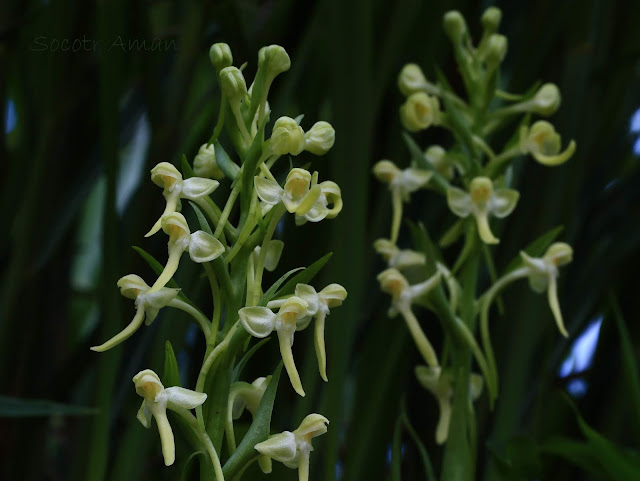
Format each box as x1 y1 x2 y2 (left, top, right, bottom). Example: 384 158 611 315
390 190 402 244
224 192 260 264
398 305 439 367
195 321 239 428
169 298 211 339
202 262 222 341
251 204 286 306
229 102 252 146
207 98 227 145
214 182 241 239
173 407 225 481
195 196 237 244
483 146 520 178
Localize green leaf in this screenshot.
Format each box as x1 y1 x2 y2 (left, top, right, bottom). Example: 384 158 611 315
189 201 213 236
163 340 181 388
239 121 267 212
181 154 195 179
179 451 205 481
259 267 305 306
214 141 240 181
232 338 270 382
400 408 436 481
502 225 564 275
274 252 333 299
539 438 609 480
0 396 96 417
222 363 282 480
391 416 403 481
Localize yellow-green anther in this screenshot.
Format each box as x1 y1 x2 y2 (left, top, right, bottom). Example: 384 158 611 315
146 162 220 237
378 268 442 367
415 366 483 444
425 145 455 180
374 238 427 270
520 242 573 337
531 83 561 116
446 177 519 245
239 297 310 396
270 116 306 156
304 121 335 155
150 213 225 292
91 275 179 352
443 10 467 44
255 413 329 481
373 160 433 243
258 44 291 83
520 121 576 166
400 92 441 132
194 143 224 180
398 63 429 97
209 42 233 72
133 370 207 466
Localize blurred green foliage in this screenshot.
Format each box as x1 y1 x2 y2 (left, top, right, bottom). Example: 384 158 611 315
1 0 640 480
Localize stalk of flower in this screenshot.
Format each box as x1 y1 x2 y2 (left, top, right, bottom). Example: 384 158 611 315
446 176 519 245
373 160 433 244
91 274 214 352
254 413 329 481
148 212 225 292
225 376 271 455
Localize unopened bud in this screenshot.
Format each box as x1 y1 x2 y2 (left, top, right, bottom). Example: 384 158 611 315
209 43 233 72
304 121 335 155
219 66 247 102
194 144 224 180
398 63 427 97
485 34 507 70
443 11 467 44
400 92 440 132
258 45 291 81
481 7 502 34
270 116 305 156
531 83 561 116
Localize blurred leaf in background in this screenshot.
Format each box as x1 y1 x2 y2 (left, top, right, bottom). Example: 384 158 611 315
1 0 639 480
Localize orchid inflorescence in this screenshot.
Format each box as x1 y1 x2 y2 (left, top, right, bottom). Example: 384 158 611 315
91 43 344 481
373 7 575 456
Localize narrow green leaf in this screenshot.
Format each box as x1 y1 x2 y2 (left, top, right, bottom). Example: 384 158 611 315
232 338 271 382
189 201 214 235
240 122 267 212
214 141 240 181
400 409 436 481
181 154 195 179
163 341 181 388
259 267 305 306
179 451 204 481
391 416 403 481
222 363 283 479
0 396 96 417
502 225 564 275
274 252 333 299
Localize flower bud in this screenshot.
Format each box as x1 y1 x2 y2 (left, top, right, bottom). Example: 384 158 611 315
270 116 305 156
531 83 561 116
485 34 507 70
400 92 440 132
258 45 291 81
425 145 454 180
443 11 467 44
193 143 224 180
398 63 427 97
304 121 335 155
219 66 247 102
481 7 502 33
209 43 233 72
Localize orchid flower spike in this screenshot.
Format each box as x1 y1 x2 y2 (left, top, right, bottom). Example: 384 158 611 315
133 370 207 466
91 275 179 352
268 283 348 381
295 172 343 225
520 242 573 337
146 162 219 237
378 268 442 367
373 160 432 243
415 366 483 444
255 413 329 481
149 213 225 292
226 376 271 460
255 168 322 218
519 121 576 166
239 297 310 396
400 92 441 132
446 177 519 244
374 238 427 270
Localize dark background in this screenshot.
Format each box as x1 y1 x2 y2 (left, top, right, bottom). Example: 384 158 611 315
1 0 640 480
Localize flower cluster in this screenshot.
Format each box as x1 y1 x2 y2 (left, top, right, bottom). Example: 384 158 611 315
90 43 345 481
373 7 575 447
